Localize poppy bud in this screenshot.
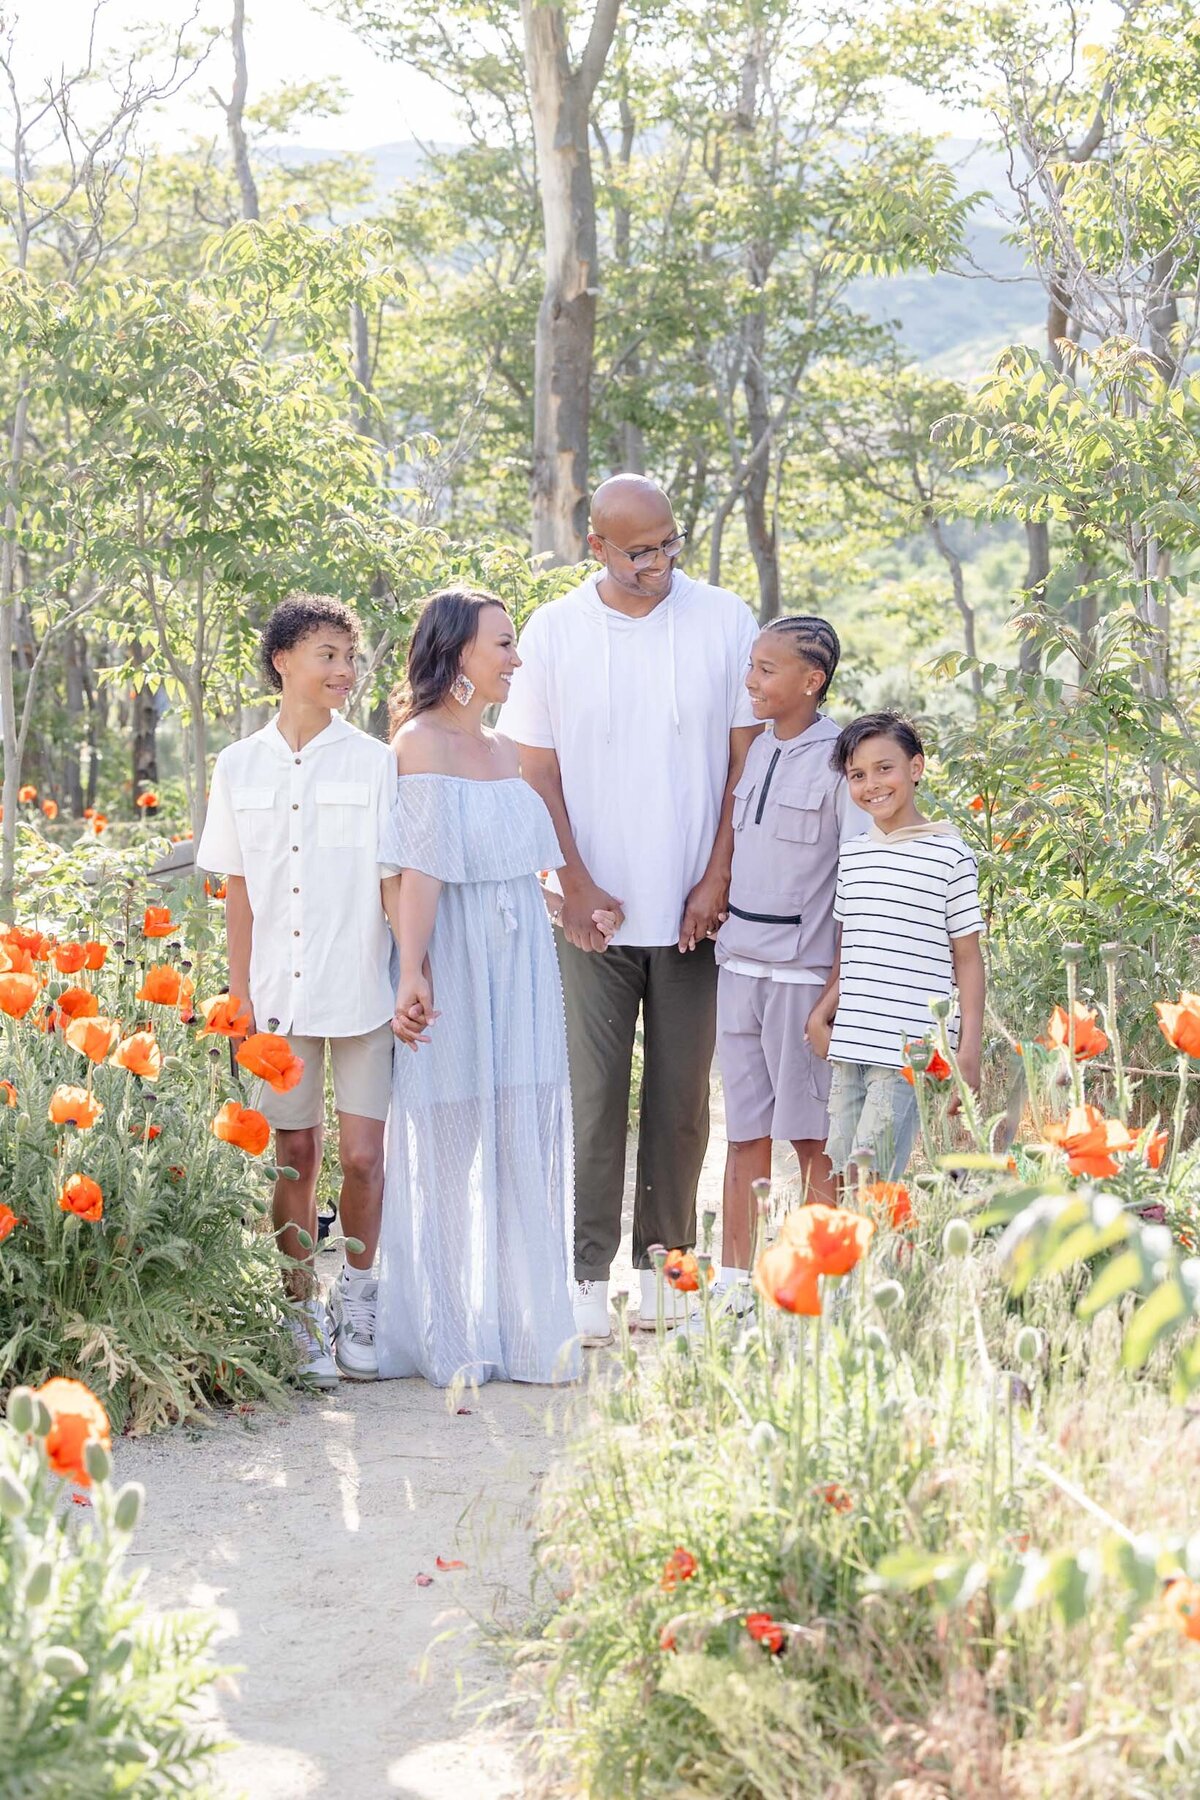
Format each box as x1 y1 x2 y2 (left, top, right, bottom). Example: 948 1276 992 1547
874 1279 904 1313
42 1646 88 1682
113 1481 144 1534
25 1559 53 1605
32 1398 52 1438
1015 1325 1042 1364
943 1219 972 1258
6 1386 35 1433
104 1633 133 1673
748 1420 777 1458
928 996 952 1022
1062 942 1085 965
864 1325 889 1355
84 1439 112 1485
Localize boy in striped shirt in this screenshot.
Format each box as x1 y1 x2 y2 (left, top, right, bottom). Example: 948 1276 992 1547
807 713 985 1181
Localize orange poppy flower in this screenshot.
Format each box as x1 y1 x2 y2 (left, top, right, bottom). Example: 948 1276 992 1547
660 1547 698 1590
135 791 158 809
664 1249 711 1293
968 794 986 812
82 942 107 971
65 1015 120 1062
781 1203 875 1277
32 1377 111 1487
5 928 50 960
0 1202 17 1241
34 1006 60 1034
861 1180 913 1229
48 1085 104 1130
17 784 36 803
1165 1577 1200 1642
89 814 107 835
1156 994 1200 1060
83 807 95 819
816 1482 854 1512
1043 1104 1135 1179
58 1172 104 1222
142 905 175 938
58 985 99 1021
211 1100 271 1157
0 1079 16 1107
901 1043 951 1084
745 1612 785 1653
51 942 87 974
0 942 34 974
0 972 41 1019
41 798 58 820
137 964 184 1006
110 1030 163 1081
1145 1129 1169 1171
754 1238 822 1316
658 1625 677 1652
197 993 251 1040
1040 1002 1108 1061
235 1032 304 1092
204 877 228 901
131 1120 162 1141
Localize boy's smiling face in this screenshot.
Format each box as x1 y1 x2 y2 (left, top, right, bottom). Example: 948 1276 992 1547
272 627 358 711
844 733 925 832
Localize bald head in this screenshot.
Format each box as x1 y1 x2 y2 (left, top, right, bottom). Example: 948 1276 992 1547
589 475 674 539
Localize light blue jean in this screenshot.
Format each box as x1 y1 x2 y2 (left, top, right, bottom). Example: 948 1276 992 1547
826 1061 919 1180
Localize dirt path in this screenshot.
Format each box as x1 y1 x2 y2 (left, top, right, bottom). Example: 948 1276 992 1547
114 1082 787 1799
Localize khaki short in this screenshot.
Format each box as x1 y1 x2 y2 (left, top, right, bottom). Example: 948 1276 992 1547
258 1022 394 1131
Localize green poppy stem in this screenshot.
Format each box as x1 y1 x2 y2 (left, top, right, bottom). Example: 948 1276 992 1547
1168 1053 1189 1185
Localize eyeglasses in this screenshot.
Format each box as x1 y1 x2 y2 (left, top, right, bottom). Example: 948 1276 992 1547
596 529 688 572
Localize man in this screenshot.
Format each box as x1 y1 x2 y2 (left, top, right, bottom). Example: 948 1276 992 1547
499 475 760 1343
197 594 397 1386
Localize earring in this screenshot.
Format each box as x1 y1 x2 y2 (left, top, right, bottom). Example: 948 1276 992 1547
451 671 475 706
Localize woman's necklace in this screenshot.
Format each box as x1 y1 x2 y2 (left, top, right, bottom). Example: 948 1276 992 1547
438 706 495 753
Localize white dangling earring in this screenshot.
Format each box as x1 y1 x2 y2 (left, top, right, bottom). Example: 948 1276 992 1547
451 671 475 706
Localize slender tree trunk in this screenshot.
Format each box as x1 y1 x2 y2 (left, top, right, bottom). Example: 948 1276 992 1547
62 624 87 816
0 378 30 905
224 0 259 222
130 642 158 804
742 302 779 620
1019 520 1049 673
520 0 621 564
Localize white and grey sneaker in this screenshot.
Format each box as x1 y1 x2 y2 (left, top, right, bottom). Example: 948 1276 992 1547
632 1267 699 1332
573 1279 614 1348
329 1269 379 1380
290 1297 338 1390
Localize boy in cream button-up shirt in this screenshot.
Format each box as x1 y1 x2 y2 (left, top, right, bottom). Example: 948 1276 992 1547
198 594 397 1388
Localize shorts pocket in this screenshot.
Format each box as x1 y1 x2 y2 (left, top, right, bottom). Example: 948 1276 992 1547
232 786 276 851
316 781 370 849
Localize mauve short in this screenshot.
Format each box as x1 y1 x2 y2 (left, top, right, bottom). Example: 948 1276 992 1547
716 969 832 1143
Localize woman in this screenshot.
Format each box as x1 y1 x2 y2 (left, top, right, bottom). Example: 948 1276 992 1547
375 587 581 1387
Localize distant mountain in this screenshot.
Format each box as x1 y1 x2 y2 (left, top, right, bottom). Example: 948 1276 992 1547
264 132 1046 377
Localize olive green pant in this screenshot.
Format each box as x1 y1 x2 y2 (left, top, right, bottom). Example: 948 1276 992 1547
556 937 717 1279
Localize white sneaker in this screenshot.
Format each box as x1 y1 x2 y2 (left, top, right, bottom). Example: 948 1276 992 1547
573 1279 613 1348
632 1267 699 1332
290 1297 338 1390
710 1276 755 1320
329 1269 379 1380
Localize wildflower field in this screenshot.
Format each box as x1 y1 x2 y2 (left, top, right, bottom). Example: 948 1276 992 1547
517 979 1200 1798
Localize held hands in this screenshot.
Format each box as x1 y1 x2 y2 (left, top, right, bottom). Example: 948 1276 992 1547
559 881 624 953
392 969 439 1052
678 871 729 953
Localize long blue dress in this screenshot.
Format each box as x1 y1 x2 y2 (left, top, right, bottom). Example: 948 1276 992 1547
375 775 580 1387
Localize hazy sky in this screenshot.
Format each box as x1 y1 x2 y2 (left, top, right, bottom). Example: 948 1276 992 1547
4 0 999 152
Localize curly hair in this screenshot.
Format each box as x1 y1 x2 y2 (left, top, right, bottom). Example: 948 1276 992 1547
389 587 507 729
760 614 841 701
259 594 362 694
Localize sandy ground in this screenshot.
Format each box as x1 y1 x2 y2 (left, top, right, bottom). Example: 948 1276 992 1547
114 1082 792 1800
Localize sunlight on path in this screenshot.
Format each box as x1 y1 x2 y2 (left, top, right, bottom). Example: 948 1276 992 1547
113 1080 792 1797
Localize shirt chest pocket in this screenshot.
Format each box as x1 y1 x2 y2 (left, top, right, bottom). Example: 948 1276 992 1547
232 786 277 851
316 781 371 849
731 772 757 832
772 792 823 844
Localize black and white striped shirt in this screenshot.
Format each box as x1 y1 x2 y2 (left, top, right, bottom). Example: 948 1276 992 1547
829 825 985 1068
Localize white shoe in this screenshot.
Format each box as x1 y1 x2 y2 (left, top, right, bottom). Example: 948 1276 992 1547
632 1267 699 1332
290 1298 338 1390
710 1276 755 1320
329 1269 379 1380
573 1279 613 1348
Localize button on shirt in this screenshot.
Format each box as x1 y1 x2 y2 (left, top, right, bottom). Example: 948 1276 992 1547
196 714 398 1038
